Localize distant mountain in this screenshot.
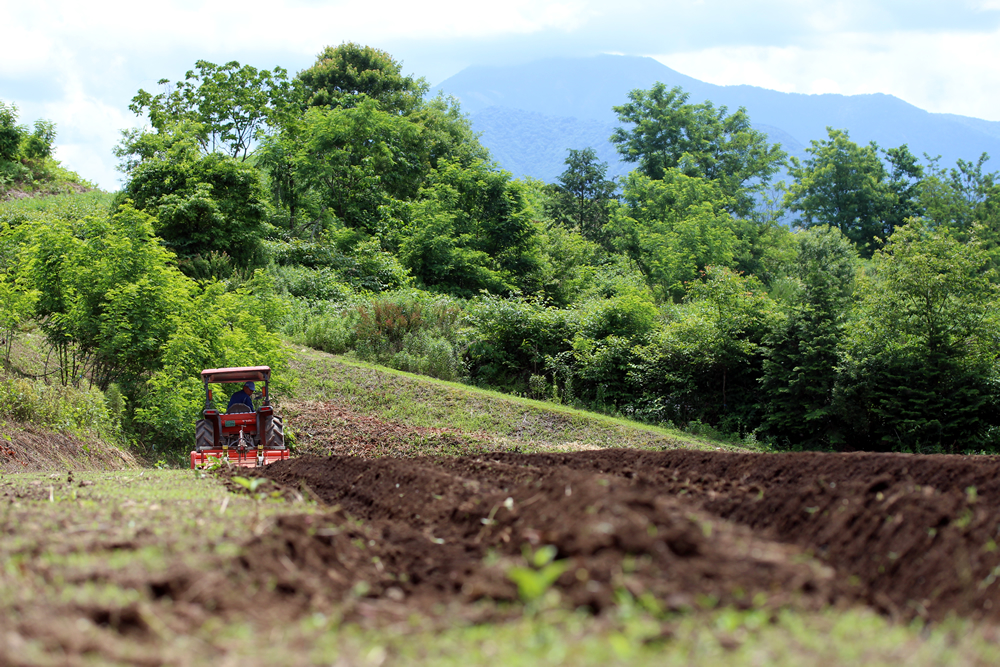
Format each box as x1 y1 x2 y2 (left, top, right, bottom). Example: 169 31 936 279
436 55 1000 182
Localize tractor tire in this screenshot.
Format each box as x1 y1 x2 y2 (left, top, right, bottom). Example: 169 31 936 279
195 419 214 451
265 416 285 450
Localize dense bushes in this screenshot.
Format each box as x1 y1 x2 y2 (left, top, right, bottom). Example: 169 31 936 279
0 375 118 439
284 290 464 381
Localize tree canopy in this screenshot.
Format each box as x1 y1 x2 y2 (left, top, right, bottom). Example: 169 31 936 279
610 83 786 217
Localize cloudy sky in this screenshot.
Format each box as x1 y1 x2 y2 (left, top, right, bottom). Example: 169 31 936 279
4 0 1000 190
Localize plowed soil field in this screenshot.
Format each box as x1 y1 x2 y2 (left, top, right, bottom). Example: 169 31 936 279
251 449 1000 624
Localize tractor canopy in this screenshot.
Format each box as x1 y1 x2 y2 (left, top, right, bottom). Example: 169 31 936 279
200 366 271 384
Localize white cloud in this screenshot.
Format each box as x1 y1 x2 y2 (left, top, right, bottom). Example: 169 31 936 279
7 0 1000 189
655 27 1000 121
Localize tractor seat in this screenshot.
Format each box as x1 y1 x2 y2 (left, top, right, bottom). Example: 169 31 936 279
226 404 253 414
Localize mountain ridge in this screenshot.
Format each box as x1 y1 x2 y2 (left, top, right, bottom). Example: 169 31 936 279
435 55 1000 182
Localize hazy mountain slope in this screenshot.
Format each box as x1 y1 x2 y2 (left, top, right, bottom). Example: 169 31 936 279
437 55 1000 182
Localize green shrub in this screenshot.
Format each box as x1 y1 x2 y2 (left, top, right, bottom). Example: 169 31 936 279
270 264 352 302
387 329 462 381
0 375 119 439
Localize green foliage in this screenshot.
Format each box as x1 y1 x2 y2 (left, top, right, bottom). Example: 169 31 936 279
528 222 618 308
548 148 617 244
607 170 739 301
284 290 464 381
0 101 88 195
610 83 786 216
0 374 119 439
294 100 424 237
129 60 291 160
785 129 923 257
22 119 56 160
759 226 859 447
402 160 537 296
566 292 658 408
120 136 270 275
507 544 569 603
464 295 577 392
632 267 781 430
0 101 23 162
298 42 428 115
836 223 1000 452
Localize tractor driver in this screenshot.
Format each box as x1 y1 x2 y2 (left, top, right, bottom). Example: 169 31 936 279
227 381 256 413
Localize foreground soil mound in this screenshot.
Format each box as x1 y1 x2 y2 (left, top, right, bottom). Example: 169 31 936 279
255 450 1000 623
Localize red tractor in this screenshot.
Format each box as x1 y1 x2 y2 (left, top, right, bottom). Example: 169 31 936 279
189 366 289 469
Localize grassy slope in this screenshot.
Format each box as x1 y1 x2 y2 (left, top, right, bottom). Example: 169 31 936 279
283 344 746 453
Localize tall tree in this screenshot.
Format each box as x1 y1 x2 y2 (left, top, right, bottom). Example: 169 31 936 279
297 43 428 115
759 225 858 447
836 223 1000 452
785 128 923 257
610 83 786 217
606 169 738 301
129 60 291 161
550 147 617 244
120 127 270 277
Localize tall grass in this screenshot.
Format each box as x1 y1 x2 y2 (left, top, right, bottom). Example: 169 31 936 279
0 374 121 440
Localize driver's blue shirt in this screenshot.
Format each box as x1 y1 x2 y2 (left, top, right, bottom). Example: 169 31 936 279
227 390 254 412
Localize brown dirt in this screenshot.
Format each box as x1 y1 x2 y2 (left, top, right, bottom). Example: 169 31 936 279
283 400 503 457
0 420 136 472
7 403 1000 664
249 449 1000 624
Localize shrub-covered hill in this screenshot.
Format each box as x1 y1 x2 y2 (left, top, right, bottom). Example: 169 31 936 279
1 101 94 200
3 41 1000 459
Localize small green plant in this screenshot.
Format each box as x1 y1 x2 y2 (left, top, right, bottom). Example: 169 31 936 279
231 475 267 496
506 544 569 603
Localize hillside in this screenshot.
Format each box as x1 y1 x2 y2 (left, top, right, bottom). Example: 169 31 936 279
0 100 94 200
436 54 1000 181
282 345 727 457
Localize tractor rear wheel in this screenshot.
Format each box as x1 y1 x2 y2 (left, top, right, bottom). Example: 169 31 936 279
265 416 285 449
195 419 214 451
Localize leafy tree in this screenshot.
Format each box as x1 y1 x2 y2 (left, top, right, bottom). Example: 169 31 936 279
120 130 269 276
919 153 1000 270
548 148 617 244
785 129 923 257
0 267 37 366
0 101 23 162
292 100 425 239
297 43 428 115
837 223 1000 452
527 221 610 308
129 60 291 161
410 93 490 170
920 153 997 232
610 83 786 216
759 226 858 447
464 295 578 391
632 266 781 430
21 120 56 160
606 170 738 301
401 160 537 296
